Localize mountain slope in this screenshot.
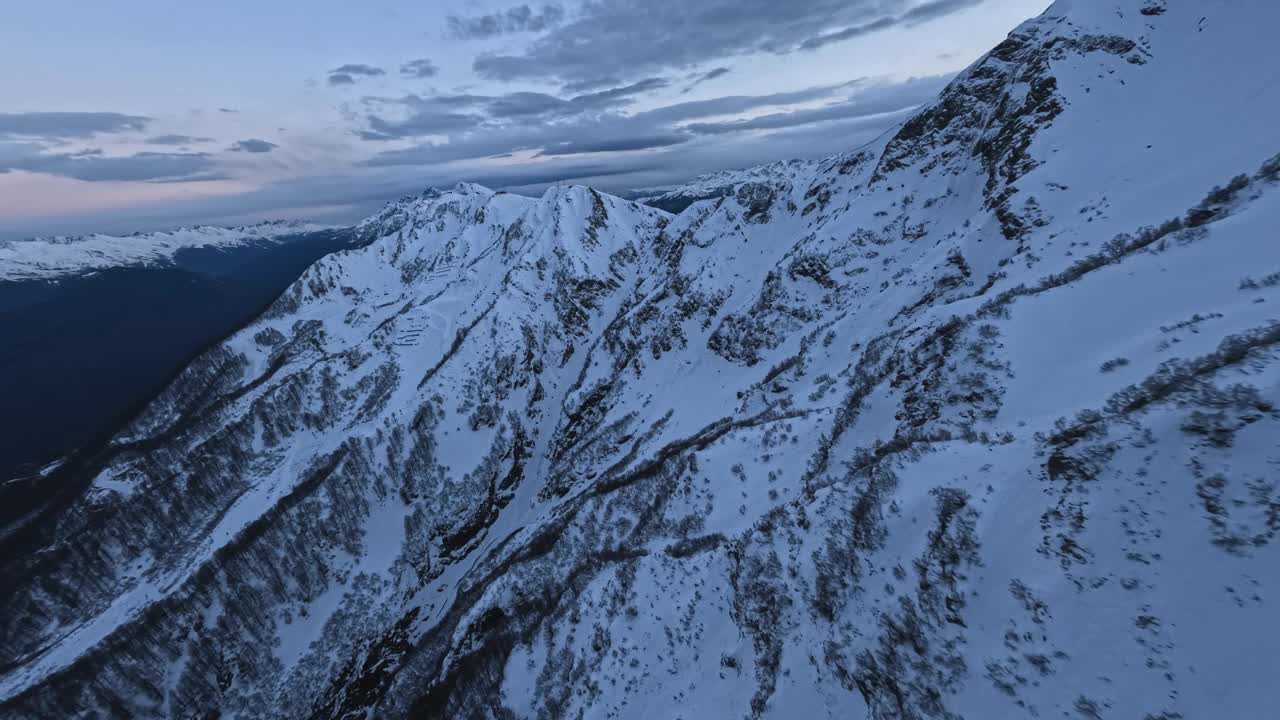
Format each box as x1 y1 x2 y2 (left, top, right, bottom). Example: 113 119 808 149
0 226 362 521
3 2 1280 718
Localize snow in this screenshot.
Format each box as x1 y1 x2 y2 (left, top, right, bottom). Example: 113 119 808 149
0 220 339 281
632 158 819 206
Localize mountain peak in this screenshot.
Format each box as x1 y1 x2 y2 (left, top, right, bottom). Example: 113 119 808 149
452 181 495 196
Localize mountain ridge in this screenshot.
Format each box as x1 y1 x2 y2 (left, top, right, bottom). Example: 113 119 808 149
630 158 821 213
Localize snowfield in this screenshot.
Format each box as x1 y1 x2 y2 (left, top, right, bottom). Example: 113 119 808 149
2 1 1279 718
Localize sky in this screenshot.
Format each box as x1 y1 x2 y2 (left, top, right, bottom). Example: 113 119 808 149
0 0 1053 238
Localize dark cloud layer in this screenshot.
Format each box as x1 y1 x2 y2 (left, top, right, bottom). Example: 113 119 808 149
0 147 216 182
145 134 214 146
448 4 565 39
356 73 945 171
560 76 622 94
472 0 983 83
0 112 150 140
537 134 690 156
356 77 669 142
683 67 732 94
358 102 483 142
684 75 950 134
1 0 995 239
400 58 439 78
337 1 972 200
801 0 985 50
328 64 385 86
229 139 278 153
1 101 911 241
331 64 385 77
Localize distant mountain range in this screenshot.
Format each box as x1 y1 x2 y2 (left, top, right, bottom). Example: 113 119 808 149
629 158 819 213
0 220 340 281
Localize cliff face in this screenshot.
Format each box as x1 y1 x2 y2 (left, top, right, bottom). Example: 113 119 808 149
4 2 1280 718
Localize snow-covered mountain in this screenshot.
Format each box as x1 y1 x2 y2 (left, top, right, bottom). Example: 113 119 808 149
4 1 1280 718
633 158 818 213
0 220 339 281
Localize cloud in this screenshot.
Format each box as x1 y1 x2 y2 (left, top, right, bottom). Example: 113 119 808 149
0 112 151 140
484 78 669 119
1 75 937 239
561 77 621 94
683 67 732 94
2 94 912 239
572 77 669 106
331 63 385 77
0 142 50 165
358 82 840 162
448 4 565 39
145 134 214 146
685 75 951 134
359 138 526 167
636 82 852 125
687 103 914 135
358 74 934 173
228 138 278 153
328 64 385 86
400 58 439 78
800 0 985 51
356 78 668 141
471 0 981 84
462 159 661 190
149 171 233 184
482 92 571 119
0 146 217 182
0 155 666 241
797 17 898 51
357 99 484 141
537 134 690 156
